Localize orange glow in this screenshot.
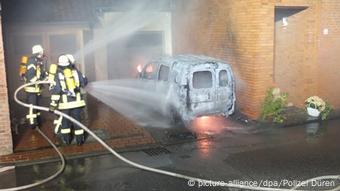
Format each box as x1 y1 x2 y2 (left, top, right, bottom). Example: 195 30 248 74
190 115 233 158
190 115 233 135
196 139 211 158
137 64 143 73
146 64 153 73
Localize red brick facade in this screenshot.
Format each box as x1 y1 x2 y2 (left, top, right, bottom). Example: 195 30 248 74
172 0 340 118
318 0 340 108
0 17 13 155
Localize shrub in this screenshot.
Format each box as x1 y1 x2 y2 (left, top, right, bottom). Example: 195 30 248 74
321 102 332 120
261 87 288 123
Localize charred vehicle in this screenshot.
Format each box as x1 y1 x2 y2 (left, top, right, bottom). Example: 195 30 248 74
140 55 236 124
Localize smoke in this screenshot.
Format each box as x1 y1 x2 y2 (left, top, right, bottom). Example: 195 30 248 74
86 79 174 128
74 0 166 60
73 0 172 81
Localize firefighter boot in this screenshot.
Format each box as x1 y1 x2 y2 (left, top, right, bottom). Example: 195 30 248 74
61 133 72 145
27 124 37 129
75 134 85 146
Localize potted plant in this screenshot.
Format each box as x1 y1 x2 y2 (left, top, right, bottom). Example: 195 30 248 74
304 96 332 120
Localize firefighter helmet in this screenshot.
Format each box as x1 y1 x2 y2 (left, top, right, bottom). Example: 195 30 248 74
58 55 70 67
65 54 75 64
32 45 44 55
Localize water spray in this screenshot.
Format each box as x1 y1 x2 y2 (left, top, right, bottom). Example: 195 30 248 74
1 80 339 191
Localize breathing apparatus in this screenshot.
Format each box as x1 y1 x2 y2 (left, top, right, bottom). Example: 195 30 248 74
63 68 77 97
48 63 57 86
19 56 28 80
54 55 79 97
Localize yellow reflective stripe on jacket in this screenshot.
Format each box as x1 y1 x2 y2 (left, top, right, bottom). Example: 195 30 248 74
50 101 58 107
74 129 84 135
53 116 63 134
62 94 67 103
58 92 85 109
51 95 60 101
26 105 37 125
48 74 55 83
76 92 81 101
24 86 41 93
61 128 71 134
58 100 85 110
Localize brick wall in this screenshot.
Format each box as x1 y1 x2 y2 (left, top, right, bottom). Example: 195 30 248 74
318 0 340 107
0 16 13 155
274 1 320 107
172 0 328 118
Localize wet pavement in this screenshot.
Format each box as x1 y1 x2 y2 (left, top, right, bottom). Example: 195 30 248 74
1 116 340 190
0 95 155 163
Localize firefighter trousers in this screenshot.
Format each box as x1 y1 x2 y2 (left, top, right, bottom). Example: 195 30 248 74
59 107 85 145
26 93 40 127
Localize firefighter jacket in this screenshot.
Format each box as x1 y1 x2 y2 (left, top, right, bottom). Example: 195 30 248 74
24 56 46 93
50 66 87 110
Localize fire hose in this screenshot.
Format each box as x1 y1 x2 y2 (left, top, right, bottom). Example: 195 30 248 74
1 80 339 191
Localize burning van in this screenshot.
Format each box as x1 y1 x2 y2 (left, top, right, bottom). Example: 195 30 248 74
139 55 236 124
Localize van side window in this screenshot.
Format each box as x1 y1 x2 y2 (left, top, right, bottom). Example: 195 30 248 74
158 65 170 81
193 71 212 89
219 70 229 87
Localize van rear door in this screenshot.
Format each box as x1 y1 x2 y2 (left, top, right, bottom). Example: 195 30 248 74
189 68 216 116
215 68 234 114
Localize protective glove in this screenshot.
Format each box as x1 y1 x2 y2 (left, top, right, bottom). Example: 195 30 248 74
83 75 88 86
66 90 76 97
74 87 80 92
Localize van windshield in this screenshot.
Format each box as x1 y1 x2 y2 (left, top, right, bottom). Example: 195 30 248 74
193 71 212 89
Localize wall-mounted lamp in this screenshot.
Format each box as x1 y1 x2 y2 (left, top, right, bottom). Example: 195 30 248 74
282 17 288 27
323 28 329 35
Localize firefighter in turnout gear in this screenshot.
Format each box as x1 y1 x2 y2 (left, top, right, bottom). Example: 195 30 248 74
49 54 88 145
24 45 47 128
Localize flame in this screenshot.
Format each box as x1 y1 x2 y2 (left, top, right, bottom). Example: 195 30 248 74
137 64 143 73
146 64 153 73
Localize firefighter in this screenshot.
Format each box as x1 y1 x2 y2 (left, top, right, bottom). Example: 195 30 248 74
49 54 88 145
24 44 46 129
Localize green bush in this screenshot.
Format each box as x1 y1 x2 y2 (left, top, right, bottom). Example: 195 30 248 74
261 87 288 123
321 102 332 120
